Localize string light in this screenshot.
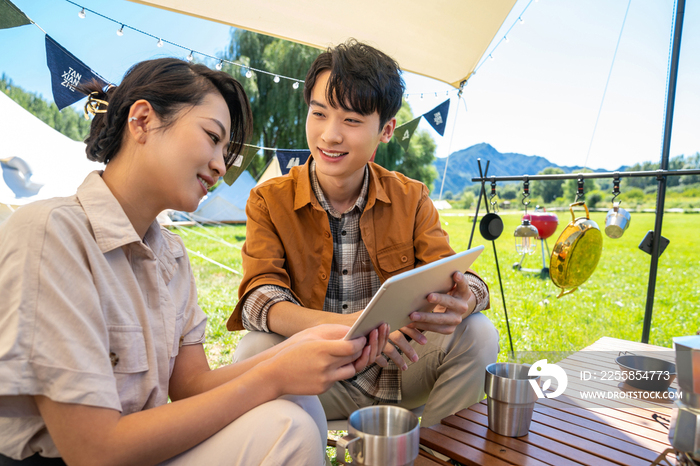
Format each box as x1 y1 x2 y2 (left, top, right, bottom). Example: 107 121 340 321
116 25 124 36
157 38 163 47
292 81 299 90
78 7 85 18
216 60 223 70
273 75 280 83
519 17 525 24
245 68 253 79
187 51 194 62
504 35 509 42
489 54 494 60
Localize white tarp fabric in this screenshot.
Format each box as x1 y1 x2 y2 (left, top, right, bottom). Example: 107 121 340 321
0 91 102 223
127 0 517 87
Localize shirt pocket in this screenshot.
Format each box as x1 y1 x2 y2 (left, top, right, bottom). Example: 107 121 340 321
376 242 415 275
108 326 149 374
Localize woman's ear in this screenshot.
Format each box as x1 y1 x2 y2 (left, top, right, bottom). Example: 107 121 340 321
379 117 397 143
126 100 154 144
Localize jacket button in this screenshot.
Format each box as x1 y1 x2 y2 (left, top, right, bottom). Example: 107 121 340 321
110 352 119 367
401 255 408 263
342 269 348 275
321 272 327 280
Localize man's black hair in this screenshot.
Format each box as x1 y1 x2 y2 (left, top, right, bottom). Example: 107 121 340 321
304 39 405 128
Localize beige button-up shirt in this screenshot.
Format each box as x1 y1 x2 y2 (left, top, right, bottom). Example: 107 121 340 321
0 172 207 460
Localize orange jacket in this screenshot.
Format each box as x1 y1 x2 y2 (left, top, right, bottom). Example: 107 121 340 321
227 158 480 331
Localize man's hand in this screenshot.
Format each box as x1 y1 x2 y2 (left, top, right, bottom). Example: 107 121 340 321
377 271 476 370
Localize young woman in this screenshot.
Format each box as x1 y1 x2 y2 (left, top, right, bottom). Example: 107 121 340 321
0 58 385 466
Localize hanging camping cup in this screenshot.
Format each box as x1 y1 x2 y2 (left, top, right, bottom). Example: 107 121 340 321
605 202 631 239
480 213 504 240
549 202 603 298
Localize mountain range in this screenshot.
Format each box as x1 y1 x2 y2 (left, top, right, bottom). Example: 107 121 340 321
431 143 623 196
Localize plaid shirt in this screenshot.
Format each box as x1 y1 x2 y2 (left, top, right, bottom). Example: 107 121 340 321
242 160 489 402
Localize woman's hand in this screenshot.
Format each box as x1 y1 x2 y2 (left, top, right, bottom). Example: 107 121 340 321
262 324 367 396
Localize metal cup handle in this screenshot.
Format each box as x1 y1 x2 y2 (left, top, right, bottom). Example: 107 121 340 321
336 434 362 464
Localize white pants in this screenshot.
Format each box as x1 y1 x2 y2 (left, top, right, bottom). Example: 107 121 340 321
234 312 499 428
160 395 327 466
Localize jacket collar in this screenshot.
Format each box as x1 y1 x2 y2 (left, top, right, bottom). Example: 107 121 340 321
292 156 391 212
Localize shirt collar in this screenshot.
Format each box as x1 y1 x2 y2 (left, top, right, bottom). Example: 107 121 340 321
76 171 181 264
309 159 369 218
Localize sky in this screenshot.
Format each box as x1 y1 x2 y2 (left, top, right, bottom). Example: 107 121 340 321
1 0 699 171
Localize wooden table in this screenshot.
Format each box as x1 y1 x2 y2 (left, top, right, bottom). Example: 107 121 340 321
419 337 678 466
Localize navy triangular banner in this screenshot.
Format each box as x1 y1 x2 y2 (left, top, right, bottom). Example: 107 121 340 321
277 149 311 175
45 35 110 110
422 99 450 136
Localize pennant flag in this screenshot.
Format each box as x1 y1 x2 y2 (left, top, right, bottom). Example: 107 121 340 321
0 0 30 30
422 99 450 136
224 145 259 186
277 149 311 176
393 117 421 152
45 35 110 110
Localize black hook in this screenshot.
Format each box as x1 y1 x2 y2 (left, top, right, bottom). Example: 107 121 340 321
612 173 621 203
575 175 585 202
522 176 531 213
490 177 498 211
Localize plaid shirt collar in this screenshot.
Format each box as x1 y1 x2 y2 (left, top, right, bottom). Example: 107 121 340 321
309 159 369 218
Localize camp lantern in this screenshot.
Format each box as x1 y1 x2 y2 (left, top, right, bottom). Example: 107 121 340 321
514 218 539 255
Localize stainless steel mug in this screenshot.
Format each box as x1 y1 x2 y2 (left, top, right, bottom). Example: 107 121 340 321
484 363 540 437
605 202 631 238
335 406 420 466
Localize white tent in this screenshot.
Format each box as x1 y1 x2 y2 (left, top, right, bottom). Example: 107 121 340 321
185 170 257 223
256 156 283 186
0 91 102 224
128 0 517 88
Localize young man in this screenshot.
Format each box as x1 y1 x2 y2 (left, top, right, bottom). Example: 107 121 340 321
227 40 499 429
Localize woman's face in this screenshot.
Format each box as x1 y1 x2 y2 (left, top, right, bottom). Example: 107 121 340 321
143 92 231 212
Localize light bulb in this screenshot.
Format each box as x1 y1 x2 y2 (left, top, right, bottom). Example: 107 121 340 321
292 81 299 89
519 17 524 24
117 25 124 36
245 69 253 79
187 51 194 62
157 39 164 47
489 54 494 60
504 36 509 42
514 219 539 255
273 75 280 83
420 93 424 99
78 8 86 18
216 60 223 71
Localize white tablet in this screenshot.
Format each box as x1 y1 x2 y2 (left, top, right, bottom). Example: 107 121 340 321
343 245 485 340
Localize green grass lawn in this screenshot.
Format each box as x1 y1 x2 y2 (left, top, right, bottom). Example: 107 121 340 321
172 210 699 367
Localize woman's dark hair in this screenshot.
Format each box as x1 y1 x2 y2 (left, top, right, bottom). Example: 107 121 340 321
303 39 405 129
80 58 252 168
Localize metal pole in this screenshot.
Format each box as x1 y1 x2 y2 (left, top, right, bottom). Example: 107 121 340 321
642 0 685 344
468 159 489 249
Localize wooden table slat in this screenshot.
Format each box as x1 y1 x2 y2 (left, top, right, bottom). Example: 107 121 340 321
467 402 652 466
430 423 551 466
441 415 586 466
420 427 513 466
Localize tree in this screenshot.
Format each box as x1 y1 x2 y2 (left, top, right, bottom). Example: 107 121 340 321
221 30 320 179
374 101 437 187
1 74 91 141
531 167 565 204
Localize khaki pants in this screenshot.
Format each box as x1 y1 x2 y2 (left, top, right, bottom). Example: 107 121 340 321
160 396 326 466
233 312 499 428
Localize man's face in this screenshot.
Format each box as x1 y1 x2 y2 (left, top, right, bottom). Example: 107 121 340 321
305 70 396 187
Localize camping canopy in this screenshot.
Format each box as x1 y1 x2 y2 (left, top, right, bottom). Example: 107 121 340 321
127 0 517 87
0 91 102 222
